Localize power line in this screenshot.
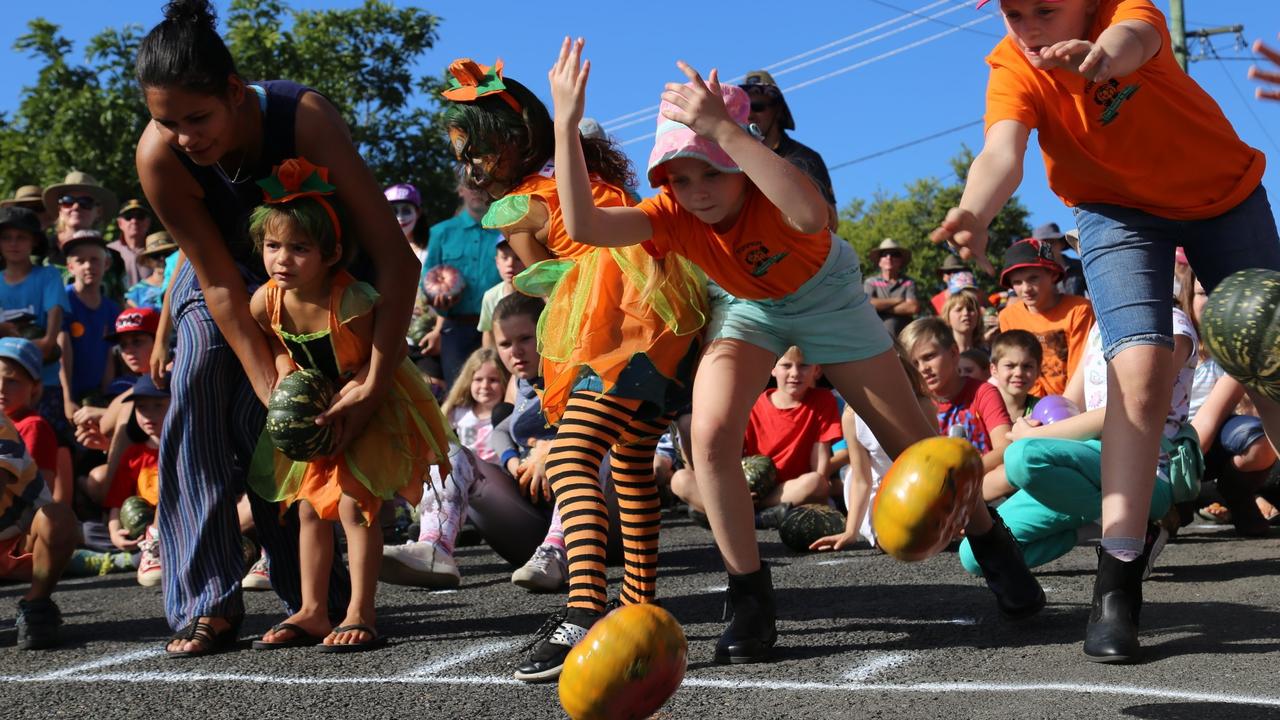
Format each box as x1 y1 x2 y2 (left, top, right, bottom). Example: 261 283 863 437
618 16 993 146
599 0 971 130
866 0 1005 39
828 120 983 171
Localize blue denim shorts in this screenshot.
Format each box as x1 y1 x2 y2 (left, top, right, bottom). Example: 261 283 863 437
1219 414 1267 456
1073 184 1280 361
705 236 892 364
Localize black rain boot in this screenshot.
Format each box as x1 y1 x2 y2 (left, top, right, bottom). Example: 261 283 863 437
967 505 1046 619
714 564 776 664
1083 547 1146 663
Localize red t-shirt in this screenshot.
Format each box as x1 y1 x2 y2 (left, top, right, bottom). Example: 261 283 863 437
104 443 160 509
935 378 1011 454
9 407 56 474
744 388 843 482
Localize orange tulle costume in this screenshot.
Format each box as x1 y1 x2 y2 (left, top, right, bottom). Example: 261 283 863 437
483 169 706 424
248 271 452 524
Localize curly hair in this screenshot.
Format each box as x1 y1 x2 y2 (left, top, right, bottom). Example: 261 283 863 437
441 76 634 192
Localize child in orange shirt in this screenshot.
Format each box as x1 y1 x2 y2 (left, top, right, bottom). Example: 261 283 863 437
933 0 1280 663
997 238 1093 396
551 38 1043 665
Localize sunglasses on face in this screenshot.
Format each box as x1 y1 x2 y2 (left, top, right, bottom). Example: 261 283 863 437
58 195 97 210
749 101 775 113
120 212 148 222
881 251 903 259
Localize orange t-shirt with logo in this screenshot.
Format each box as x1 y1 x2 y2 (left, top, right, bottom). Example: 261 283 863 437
984 0 1264 220
638 185 831 300
998 294 1094 397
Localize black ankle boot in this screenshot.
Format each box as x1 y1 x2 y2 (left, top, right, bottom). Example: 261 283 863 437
967 506 1045 619
714 564 776 664
1083 547 1146 663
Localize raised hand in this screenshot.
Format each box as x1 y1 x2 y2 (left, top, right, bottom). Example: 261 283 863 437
930 208 995 275
1250 37 1280 102
660 61 736 144
548 36 590 127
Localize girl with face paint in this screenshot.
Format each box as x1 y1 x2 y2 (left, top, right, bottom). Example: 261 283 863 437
384 184 427 264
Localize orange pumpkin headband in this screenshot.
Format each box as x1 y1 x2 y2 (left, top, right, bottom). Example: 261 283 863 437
256 158 342 243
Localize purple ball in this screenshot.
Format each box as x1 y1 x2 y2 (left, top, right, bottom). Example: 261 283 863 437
1030 395 1079 425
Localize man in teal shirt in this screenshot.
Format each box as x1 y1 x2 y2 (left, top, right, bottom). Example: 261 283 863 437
422 183 502 385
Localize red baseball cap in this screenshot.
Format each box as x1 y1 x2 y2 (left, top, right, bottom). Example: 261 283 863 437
107 308 160 340
1000 238 1063 289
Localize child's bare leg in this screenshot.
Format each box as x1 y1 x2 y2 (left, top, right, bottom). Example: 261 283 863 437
1241 388 1280 462
260 501 332 642
27 503 78 600
689 340 775 574
983 466 1014 502
78 466 111 507
327 496 381 646
1101 346 1174 540
669 468 702 511
770 474 828 506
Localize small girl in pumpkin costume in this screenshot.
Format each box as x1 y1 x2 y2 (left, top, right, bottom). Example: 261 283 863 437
245 159 451 653
440 58 706 682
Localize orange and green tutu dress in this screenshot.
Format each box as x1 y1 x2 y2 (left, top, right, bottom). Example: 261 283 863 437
248 270 452 524
482 169 707 424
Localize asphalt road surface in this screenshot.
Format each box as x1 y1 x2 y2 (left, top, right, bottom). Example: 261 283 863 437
3 515 1280 720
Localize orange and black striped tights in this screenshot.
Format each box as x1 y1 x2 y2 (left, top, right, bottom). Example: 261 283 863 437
546 392 672 612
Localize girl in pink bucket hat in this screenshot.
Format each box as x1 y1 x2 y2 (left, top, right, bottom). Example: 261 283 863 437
549 37 1042 665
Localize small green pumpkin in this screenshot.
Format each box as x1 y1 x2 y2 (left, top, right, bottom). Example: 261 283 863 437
1202 268 1280 403
777 504 846 552
119 495 155 540
741 455 778 505
265 369 334 461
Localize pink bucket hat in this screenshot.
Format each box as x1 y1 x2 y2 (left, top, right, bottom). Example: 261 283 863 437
646 83 752 188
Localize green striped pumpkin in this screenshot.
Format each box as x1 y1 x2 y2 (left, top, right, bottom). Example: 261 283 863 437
266 369 334 461
778 504 846 552
741 455 778 504
119 495 154 539
1202 269 1280 404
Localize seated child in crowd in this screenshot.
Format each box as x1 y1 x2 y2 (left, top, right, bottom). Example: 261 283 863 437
997 238 1093 397
0 405 77 650
124 231 177 311
59 232 121 419
441 347 509 466
982 329 1045 501
102 375 168 588
673 346 842 529
901 318 1011 472
959 306 1199 577
477 238 526 349
0 339 59 500
958 348 991 383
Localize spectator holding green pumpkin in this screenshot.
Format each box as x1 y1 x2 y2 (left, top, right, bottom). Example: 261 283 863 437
102 375 168 588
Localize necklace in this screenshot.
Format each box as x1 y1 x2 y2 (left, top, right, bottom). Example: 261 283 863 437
215 150 252 185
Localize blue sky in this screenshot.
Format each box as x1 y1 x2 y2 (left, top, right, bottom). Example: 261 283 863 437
3 0 1279 229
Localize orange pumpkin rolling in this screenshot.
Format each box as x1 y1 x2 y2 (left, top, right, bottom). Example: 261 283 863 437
872 437 983 562
558 603 687 720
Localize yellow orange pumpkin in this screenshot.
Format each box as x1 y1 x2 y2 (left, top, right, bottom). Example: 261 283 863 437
872 436 983 562
558 603 687 720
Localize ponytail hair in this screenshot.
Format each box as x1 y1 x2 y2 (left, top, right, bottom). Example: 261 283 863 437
136 0 239 95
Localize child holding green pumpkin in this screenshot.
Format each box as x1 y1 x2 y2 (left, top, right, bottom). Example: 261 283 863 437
102 374 168 587
932 0 1280 662
244 158 452 653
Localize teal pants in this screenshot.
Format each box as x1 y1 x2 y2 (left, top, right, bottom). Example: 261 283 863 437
959 438 1173 575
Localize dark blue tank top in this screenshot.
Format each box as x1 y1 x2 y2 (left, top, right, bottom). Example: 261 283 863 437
173 80 309 283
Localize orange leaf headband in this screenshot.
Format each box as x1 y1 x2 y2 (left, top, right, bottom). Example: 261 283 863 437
256 158 342 243
442 58 522 113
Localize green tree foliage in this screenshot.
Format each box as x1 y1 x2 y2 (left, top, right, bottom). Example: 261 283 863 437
838 148 1032 303
0 0 459 226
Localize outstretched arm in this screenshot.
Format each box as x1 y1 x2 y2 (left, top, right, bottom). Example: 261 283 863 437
1039 20 1162 82
928 120 1029 275
548 37 653 248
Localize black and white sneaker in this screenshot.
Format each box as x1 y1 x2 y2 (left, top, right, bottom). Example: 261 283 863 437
513 607 600 683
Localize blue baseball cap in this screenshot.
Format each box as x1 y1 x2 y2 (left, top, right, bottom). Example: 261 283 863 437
0 337 43 382
131 373 170 398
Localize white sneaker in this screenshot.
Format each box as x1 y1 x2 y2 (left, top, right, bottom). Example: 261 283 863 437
242 553 272 591
381 541 460 588
136 527 162 587
511 543 567 592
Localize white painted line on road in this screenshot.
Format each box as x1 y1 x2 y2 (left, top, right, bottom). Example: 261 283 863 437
406 640 518 676
843 652 911 682
815 558 857 566
944 617 977 625
36 648 165 679
703 585 727 593
7 666 1280 710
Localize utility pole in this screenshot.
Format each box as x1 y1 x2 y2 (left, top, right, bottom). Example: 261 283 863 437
1169 0 1244 75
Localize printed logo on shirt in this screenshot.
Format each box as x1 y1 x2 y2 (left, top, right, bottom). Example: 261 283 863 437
1086 78 1140 126
739 241 789 278
938 406 991 454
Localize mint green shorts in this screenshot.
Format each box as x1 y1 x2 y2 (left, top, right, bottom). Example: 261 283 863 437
705 237 892 364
